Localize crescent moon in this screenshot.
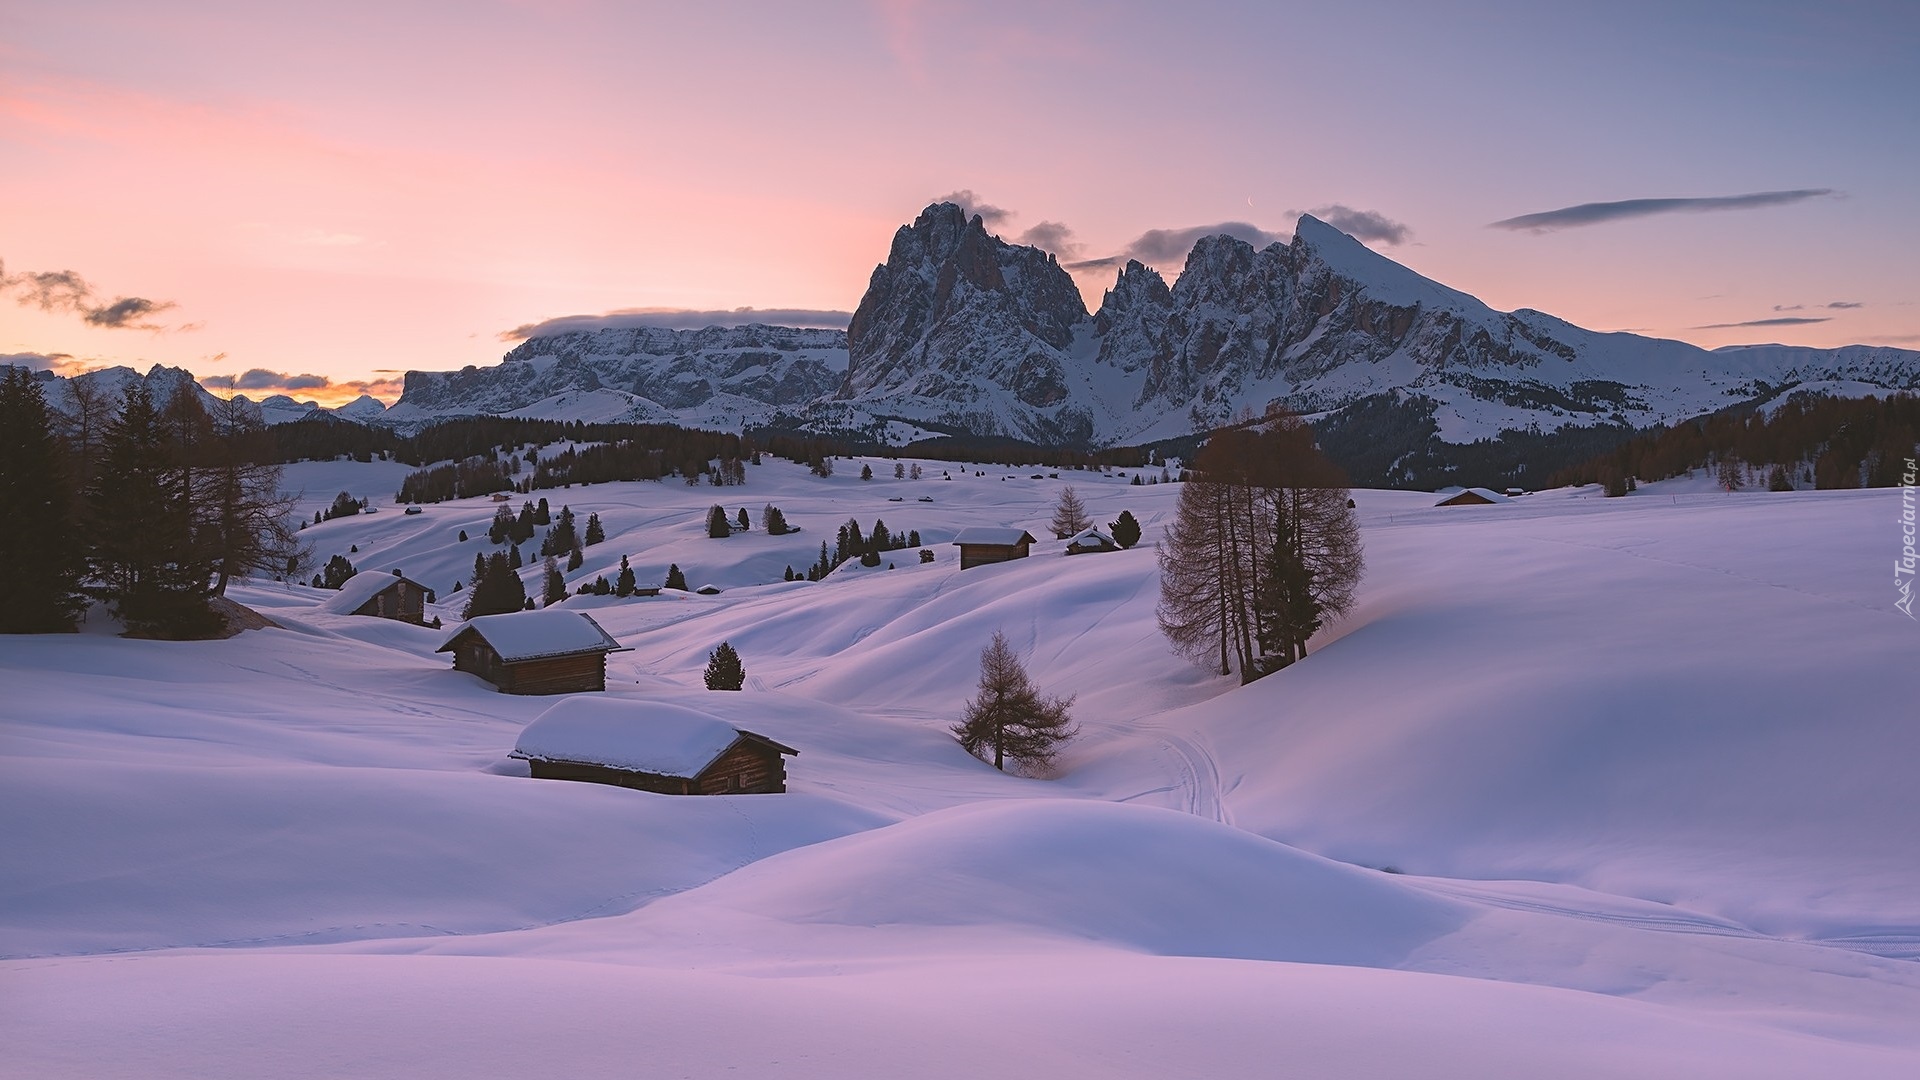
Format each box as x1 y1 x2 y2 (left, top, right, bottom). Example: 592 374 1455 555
1246 196 1254 207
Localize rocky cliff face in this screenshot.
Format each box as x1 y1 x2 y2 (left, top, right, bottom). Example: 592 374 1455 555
841 202 1095 442
385 324 847 431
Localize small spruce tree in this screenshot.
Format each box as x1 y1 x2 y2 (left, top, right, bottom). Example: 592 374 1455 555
703 641 746 690
1109 510 1142 549
584 512 606 545
664 563 688 591
707 504 732 538
615 555 636 598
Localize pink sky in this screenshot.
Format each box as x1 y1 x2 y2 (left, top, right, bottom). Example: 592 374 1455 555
3 2 1915 407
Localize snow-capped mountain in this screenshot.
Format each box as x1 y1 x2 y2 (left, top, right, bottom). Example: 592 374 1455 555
30 204 1913 449
828 205 1920 445
380 324 848 433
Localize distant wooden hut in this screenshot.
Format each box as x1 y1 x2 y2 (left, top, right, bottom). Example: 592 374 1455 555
436 610 627 694
1434 487 1512 507
320 569 431 625
511 698 798 795
952 527 1037 570
1064 526 1119 556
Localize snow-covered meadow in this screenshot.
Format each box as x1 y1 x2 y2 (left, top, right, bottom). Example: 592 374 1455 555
4 455 1917 1078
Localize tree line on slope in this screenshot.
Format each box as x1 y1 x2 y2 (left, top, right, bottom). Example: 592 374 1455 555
0 370 304 638
1548 393 1920 495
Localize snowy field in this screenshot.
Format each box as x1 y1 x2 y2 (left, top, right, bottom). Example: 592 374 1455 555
4 455 1918 1078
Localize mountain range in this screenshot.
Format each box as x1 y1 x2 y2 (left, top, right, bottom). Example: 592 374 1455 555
25 202 1920 463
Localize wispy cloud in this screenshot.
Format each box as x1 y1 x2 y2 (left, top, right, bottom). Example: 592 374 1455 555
0 350 91 376
0 258 181 331
1300 204 1411 245
930 189 1012 229
1692 316 1832 329
200 368 403 404
1773 301 1864 312
1490 189 1836 232
1066 221 1290 274
1014 220 1083 259
499 307 853 343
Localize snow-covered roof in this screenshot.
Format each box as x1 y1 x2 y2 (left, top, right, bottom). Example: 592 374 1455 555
952 527 1037 547
1434 487 1512 507
319 570 422 615
436 610 623 662
1067 527 1116 548
510 697 795 777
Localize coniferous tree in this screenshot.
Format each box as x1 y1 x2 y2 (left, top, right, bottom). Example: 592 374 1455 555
615 554 636 597
1157 412 1361 683
703 641 746 690
950 631 1077 773
508 543 523 570
458 529 468 542
534 497 551 526
762 504 790 535
584 512 606 545
0 368 87 631
488 504 514 543
462 552 525 618
860 463 873 480
319 554 357 589
908 529 920 547
894 462 906 479
1050 485 1091 539
664 563 688 591
541 556 566 607
198 396 306 595
540 505 578 557
1109 510 1142 549
567 543 583 571
736 507 750 531
323 491 362 521
88 384 218 638
707 504 732 538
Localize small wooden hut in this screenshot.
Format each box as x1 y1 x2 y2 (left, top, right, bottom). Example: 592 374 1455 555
1065 526 1119 556
320 569 431 625
952 527 1037 570
511 698 797 795
1434 487 1511 507
436 610 626 694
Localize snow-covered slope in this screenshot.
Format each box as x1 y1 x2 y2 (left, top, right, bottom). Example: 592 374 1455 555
3 459 1918 1076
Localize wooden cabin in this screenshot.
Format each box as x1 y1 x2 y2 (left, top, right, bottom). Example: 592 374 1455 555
1434 487 1511 507
320 569 431 625
511 698 797 795
436 610 626 694
952 527 1037 570
1065 526 1119 556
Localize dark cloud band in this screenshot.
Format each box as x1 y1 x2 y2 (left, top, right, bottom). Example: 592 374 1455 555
1491 189 1835 232
1692 316 1832 329
500 307 853 342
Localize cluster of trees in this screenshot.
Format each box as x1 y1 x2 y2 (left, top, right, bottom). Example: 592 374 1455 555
462 551 531 618
575 558 688 598
1 372 306 638
393 425 753 504
1548 394 1920 494
395 456 518 502
1157 411 1363 682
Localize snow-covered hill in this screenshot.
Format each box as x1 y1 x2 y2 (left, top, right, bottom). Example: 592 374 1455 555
4 460 1917 1076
